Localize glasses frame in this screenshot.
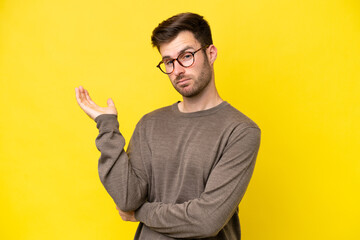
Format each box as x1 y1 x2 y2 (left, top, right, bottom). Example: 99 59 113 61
156 45 210 74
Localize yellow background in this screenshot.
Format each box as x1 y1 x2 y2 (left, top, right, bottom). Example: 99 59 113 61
1 0 359 239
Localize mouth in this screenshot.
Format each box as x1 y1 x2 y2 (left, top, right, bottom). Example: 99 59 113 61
176 78 191 85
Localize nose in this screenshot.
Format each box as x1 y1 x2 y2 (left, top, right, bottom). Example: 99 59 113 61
172 59 185 76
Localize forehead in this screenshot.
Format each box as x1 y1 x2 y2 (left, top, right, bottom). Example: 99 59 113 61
159 31 201 58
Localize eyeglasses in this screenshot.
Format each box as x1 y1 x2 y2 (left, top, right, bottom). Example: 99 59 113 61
156 45 209 74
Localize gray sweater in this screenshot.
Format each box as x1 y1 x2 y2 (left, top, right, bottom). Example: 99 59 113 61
95 102 261 239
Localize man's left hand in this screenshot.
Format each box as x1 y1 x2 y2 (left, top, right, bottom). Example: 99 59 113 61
116 205 138 222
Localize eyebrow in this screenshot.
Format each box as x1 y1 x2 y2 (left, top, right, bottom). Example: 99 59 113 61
162 46 196 60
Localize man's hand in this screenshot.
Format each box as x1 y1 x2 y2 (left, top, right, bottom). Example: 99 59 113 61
75 86 118 120
116 205 138 222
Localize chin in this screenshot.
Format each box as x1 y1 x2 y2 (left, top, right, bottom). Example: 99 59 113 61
179 89 201 98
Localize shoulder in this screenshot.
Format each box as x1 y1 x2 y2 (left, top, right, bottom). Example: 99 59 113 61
219 104 261 149
220 103 260 131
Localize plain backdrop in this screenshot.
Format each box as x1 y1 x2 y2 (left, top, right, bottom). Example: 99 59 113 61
1 0 359 239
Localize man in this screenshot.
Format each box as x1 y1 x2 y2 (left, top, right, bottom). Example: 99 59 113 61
75 12 260 240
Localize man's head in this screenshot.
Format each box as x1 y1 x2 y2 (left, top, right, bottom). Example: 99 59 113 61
152 13 217 98
151 12 213 51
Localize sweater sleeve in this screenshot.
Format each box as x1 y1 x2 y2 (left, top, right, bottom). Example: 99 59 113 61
134 126 261 238
95 114 148 212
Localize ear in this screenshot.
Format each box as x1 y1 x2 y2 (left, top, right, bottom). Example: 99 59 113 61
207 44 217 65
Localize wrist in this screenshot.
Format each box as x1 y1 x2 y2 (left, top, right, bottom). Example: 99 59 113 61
95 114 119 130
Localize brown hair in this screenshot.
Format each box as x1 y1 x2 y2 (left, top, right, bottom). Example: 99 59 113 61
151 12 213 51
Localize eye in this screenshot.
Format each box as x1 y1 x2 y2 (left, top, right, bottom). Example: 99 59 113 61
181 52 193 60
163 59 174 67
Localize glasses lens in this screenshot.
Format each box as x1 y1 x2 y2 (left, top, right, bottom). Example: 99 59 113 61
178 52 194 67
159 60 173 74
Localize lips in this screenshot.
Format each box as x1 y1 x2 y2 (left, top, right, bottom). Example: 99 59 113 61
176 78 191 85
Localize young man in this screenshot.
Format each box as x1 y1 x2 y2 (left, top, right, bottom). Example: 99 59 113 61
75 13 260 240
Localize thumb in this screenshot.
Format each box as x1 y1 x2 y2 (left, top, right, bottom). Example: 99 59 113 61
107 98 115 107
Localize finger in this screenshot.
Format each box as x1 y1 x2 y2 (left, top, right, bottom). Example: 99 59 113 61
78 86 85 102
75 87 79 100
75 87 85 106
85 89 95 105
84 89 102 110
107 98 115 107
79 86 92 105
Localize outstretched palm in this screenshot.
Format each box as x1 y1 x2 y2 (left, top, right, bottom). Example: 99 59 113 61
75 86 117 120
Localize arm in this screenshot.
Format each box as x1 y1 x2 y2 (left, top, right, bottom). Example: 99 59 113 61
75 86 148 211
134 126 261 238
95 114 148 211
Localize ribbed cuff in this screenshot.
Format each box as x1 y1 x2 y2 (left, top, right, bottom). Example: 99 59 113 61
135 201 151 223
95 114 119 130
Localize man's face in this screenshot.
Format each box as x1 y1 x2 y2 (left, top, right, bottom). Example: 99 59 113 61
159 31 213 98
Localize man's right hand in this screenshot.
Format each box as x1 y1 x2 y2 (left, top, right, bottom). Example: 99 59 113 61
75 86 118 120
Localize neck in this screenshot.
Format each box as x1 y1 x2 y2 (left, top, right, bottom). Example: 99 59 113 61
178 81 223 113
